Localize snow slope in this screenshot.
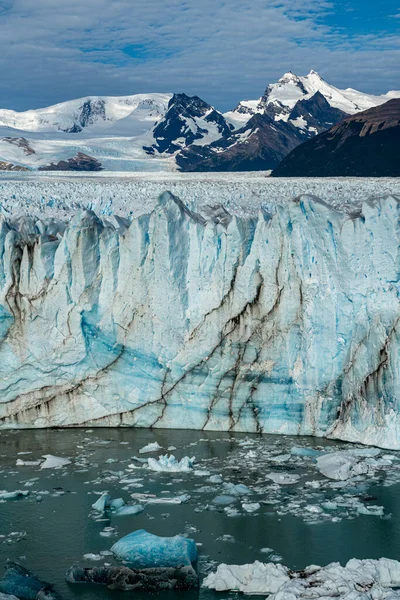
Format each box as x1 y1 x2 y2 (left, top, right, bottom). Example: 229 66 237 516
0 94 172 134
0 94 230 171
1 176 400 448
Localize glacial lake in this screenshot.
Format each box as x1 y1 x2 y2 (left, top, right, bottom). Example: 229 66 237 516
1 428 400 599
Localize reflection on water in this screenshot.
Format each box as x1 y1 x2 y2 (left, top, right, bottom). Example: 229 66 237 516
1 428 400 600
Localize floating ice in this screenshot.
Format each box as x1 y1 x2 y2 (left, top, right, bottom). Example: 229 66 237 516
203 558 400 598
202 561 289 594
111 529 198 568
242 502 261 513
146 494 191 505
212 495 237 506
0 562 61 600
291 447 322 458
83 554 102 561
316 450 379 481
0 490 29 500
139 442 162 454
112 504 144 517
223 483 252 496
147 455 195 473
92 493 111 512
40 455 71 469
16 459 42 466
266 473 301 485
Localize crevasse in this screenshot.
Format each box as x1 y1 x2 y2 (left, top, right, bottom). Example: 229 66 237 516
1 191 400 449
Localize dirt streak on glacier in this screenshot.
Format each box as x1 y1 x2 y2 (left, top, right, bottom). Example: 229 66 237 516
0 191 400 449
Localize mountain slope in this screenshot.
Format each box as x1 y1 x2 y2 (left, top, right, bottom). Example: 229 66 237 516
0 93 230 171
226 70 400 126
144 93 232 155
178 70 400 173
178 91 348 172
0 72 399 172
176 112 307 172
272 99 400 177
0 94 172 135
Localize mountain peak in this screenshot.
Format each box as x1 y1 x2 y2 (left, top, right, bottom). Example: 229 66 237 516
279 71 300 82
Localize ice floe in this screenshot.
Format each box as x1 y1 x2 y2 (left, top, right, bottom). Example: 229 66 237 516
203 558 400 598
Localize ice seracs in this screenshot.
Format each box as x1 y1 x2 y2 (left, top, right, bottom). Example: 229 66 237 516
2 191 400 449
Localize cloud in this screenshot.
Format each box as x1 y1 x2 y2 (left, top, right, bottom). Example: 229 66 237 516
0 0 399 111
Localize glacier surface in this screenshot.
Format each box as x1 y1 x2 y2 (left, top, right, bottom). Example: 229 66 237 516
1 184 400 448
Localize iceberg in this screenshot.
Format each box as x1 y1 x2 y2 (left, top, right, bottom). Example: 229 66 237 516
0 562 61 600
316 450 379 481
40 456 71 469
147 455 195 473
139 442 162 454
1 191 400 449
111 529 198 569
203 558 400 598
0 490 29 500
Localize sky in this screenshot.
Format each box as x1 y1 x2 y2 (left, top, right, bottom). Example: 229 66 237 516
0 0 399 112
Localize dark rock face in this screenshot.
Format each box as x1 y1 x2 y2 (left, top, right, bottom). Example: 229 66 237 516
177 92 348 172
272 98 400 177
144 93 232 155
0 562 61 600
288 91 348 134
0 161 29 171
2 137 35 155
39 153 103 171
64 100 107 133
176 112 306 172
66 564 199 591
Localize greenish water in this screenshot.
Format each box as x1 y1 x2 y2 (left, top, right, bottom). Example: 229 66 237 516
1 428 400 599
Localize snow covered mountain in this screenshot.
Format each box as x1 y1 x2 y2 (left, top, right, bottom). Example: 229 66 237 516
179 71 400 172
0 71 399 171
0 93 231 171
0 94 172 135
272 98 400 177
225 70 400 126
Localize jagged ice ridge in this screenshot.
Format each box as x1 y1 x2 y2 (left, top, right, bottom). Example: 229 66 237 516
1 191 400 449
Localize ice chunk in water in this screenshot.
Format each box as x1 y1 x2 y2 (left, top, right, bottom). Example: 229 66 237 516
92 493 111 512
113 504 144 517
111 529 197 568
139 442 162 454
316 450 376 481
0 562 61 600
242 502 261 513
212 495 237 505
202 561 289 594
266 473 300 485
223 483 252 496
291 447 322 458
16 459 42 466
40 455 71 469
203 557 400 597
0 490 29 500
147 455 195 473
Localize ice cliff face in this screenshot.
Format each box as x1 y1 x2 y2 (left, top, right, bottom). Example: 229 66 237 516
1 192 400 449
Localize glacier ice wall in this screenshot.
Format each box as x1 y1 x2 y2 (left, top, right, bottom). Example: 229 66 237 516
1 192 400 448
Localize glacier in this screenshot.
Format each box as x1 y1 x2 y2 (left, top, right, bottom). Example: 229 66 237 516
1 188 400 448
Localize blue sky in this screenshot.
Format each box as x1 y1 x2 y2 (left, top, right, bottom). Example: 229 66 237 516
0 0 399 112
